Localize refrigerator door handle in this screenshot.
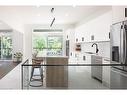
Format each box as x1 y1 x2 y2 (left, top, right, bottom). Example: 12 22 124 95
124 25 127 64
123 24 127 64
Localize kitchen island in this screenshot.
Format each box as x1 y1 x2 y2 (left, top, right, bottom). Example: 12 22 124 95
44 56 68 88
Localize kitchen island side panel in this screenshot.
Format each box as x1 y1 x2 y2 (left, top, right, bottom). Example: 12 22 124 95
46 57 68 88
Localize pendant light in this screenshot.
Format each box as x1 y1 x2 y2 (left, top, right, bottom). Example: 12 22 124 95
50 8 55 27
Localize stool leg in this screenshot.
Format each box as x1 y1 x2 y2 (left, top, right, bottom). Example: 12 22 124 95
39 66 43 81
30 67 34 81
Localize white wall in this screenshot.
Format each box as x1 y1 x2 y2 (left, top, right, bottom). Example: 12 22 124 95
12 30 23 54
0 21 12 30
0 8 24 59
0 21 24 59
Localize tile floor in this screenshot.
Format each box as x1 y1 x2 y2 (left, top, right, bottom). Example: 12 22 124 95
0 62 108 89
0 61 18 79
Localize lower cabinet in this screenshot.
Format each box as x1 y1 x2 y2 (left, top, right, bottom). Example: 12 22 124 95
91 55 102 82
83 54 91 64
46 57 68 88
83 54 91 73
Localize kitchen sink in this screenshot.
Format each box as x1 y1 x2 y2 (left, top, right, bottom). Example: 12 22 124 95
85 52 96 54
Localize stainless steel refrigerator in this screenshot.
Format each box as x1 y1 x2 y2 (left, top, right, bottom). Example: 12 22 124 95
110 20 127 89
111 20 127 70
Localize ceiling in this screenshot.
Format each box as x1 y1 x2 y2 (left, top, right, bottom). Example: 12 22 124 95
0 6 112 25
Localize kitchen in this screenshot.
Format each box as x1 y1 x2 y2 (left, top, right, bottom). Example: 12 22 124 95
0 6 127 89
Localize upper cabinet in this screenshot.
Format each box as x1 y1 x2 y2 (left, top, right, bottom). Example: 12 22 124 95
112 6 127 23
75 11 112 43
75 25 91 43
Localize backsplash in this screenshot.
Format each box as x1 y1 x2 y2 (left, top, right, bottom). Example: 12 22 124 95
81 41 110 58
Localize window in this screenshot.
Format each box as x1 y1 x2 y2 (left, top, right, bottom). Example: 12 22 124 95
47 36 62 56
0 32 12 60
32 30 63 56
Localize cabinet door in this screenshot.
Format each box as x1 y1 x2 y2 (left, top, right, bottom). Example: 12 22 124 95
91 55 102 81
75 25 90 43
75 34 82 43
75 27 82 43
46 58 68 87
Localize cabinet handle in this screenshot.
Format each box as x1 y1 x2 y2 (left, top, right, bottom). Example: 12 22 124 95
109 32 110 39
125 8 127 17
95 59 102 61
83 56 86 60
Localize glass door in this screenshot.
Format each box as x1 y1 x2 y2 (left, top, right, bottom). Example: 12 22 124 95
0 35 12 60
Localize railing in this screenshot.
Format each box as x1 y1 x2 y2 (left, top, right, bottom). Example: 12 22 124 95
21 59 127 89
21 59 29 89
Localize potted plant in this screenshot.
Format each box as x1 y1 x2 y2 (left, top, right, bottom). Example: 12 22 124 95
32 50 38 58
13 52 23 63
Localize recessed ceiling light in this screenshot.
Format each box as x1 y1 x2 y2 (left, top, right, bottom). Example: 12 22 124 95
36 5 40 8
72 4 76 8
65 13 69 17
37 13 41 16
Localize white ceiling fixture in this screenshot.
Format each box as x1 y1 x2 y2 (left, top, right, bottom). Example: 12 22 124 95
65 13 69 17
37 13 41 17
72 4 76 8
36 5 40 8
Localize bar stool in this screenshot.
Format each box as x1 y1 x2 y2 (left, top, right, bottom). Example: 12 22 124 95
29 58 43 87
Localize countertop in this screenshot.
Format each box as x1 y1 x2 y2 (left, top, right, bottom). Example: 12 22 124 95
84 52 110 60
37 56 69 58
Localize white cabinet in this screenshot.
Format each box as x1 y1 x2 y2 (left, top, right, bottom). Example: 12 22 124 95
102 58 110 88
75 26 86 43
75 24 91 43
112 6 127 23
74 53 91 64
91 55 102 81
75 11 111 43
84 54 91 64
81 53 91 73
91 11 111 42
74 53 91 63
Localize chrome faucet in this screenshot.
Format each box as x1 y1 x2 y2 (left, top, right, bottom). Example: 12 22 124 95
92 43 99 53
